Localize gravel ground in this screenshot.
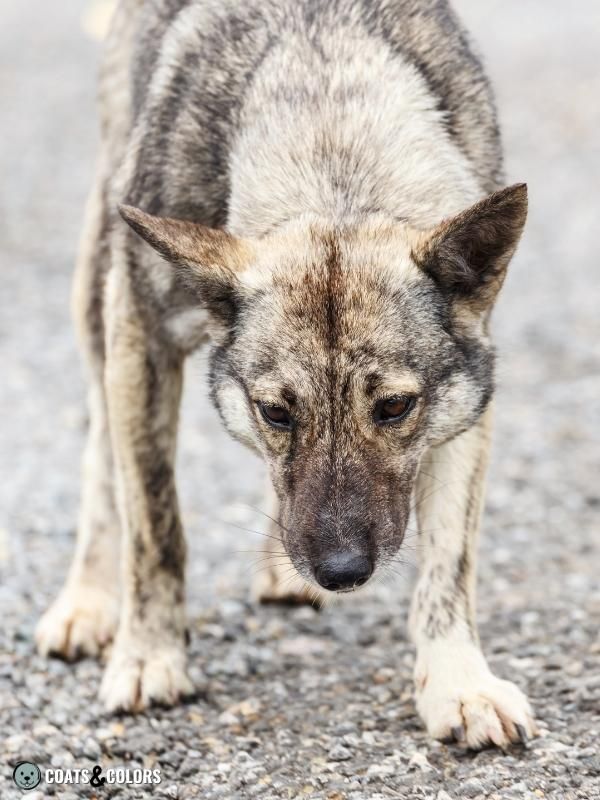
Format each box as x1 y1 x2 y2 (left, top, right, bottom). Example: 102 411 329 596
1 2 599 799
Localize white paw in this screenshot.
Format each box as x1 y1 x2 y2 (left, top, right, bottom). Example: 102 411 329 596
252 557 323 607
99 635 194 712
36 583 119 660
415 641 538 749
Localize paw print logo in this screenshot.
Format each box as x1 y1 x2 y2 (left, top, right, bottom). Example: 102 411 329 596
12 761 42 791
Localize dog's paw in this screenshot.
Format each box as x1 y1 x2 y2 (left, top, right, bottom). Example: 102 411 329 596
36 583 119 660
99 636 194 712
415 641 538 750
253 559 323 607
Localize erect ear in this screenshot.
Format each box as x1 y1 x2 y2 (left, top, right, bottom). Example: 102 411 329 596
118 204 254 324
414 183 528 309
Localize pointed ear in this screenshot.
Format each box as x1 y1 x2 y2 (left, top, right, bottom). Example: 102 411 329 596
414 183 528 309
118 204 254 323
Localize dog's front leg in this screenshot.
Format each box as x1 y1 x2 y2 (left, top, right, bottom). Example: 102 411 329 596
409 405 537 749
252 481 323 607
99 263 193 712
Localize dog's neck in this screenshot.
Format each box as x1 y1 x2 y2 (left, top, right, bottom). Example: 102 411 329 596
226 31 482 238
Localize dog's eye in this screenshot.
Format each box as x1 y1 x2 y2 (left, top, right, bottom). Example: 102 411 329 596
258 402 293 430
374 395 416 425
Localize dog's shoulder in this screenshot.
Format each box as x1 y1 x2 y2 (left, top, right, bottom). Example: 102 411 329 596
101 0 502 218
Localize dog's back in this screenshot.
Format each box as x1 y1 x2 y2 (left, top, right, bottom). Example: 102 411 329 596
100 0 502 233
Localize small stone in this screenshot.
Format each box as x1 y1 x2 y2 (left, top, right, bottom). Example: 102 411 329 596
408 751 434 772
227 696 262 721
245 616 261 633
220 599 246 618
357 629 377 646
279 636 328 656
50 751 75 768
6 733 30 752
328 744 352 761
333 721 356 736
160 750 184 768
367 762 396 778
291 606 318 622
218 710 240 726
110 721 125 736
201 623 226 639
80 737 101 759
373 667 395 684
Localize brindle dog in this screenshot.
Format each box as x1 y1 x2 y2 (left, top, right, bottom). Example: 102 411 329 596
36 0 536 748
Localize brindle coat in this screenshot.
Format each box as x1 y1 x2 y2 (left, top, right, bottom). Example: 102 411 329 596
36 0 537 748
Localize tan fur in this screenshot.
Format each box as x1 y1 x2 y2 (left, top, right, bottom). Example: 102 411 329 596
36 0 535 749
409 405 537 747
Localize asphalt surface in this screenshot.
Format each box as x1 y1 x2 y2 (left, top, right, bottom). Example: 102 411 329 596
1 1 599 798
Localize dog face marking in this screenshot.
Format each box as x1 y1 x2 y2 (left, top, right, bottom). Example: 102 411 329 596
121 184 527 591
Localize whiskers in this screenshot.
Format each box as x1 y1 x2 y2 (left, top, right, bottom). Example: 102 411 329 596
218 474 452 600
218 504 311 592
222 519 281 544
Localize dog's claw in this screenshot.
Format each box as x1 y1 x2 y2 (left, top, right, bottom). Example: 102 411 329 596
451 725 465 743
515 723 529 746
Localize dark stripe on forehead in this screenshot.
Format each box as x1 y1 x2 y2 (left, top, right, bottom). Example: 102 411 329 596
324 231 343 351
322 232 343 487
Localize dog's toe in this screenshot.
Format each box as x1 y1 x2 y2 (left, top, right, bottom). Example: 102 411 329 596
422 678 538 749
416 643 538 751
253 562 323 607
36 584 119 661
100 639 195 713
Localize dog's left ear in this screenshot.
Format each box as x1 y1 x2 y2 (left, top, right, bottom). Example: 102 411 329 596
414 183 528 309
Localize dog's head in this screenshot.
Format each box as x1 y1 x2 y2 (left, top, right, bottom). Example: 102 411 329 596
120 184 527 592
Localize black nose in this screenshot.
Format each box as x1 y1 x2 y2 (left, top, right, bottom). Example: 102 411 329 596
315 552 373 591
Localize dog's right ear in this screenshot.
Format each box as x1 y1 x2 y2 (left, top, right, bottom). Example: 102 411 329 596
118 204 255 325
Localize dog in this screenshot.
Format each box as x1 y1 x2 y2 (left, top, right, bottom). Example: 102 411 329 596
36 0 537 749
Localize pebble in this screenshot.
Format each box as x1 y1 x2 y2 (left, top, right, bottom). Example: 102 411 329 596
328 744 353 761
408 751 435 772
461 779 485 797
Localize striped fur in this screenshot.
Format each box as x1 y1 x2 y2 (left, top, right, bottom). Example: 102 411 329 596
35 0 536 748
